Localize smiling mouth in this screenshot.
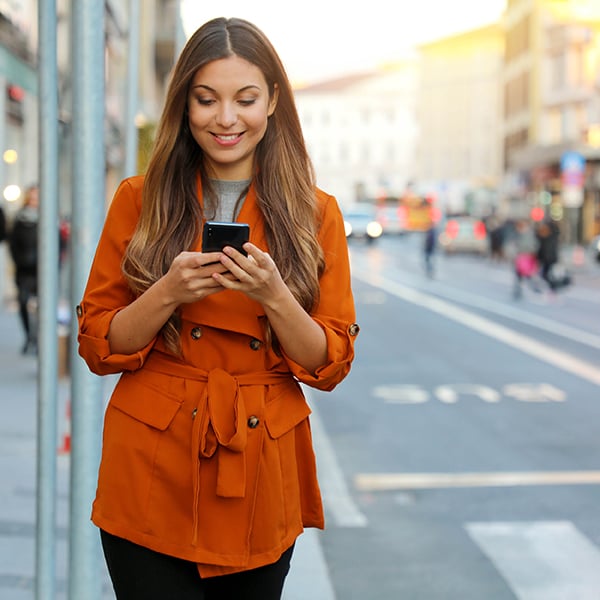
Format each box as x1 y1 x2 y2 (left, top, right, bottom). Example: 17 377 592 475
212 133 243 142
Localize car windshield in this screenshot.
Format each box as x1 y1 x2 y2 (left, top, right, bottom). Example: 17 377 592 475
344 204 375 218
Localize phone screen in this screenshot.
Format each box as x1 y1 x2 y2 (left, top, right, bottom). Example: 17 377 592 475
202 222 250 255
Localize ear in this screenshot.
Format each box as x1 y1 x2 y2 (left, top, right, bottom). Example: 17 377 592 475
267 83 279 116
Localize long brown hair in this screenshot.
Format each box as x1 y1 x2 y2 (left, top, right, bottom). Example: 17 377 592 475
122 17 324 353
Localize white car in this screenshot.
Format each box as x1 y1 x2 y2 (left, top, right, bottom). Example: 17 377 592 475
342 203 383 244
590 235 600 264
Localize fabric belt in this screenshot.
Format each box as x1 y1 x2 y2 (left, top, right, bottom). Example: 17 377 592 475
143 355 294 546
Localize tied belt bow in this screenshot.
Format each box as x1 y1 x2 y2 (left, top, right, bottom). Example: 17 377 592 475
196 367 249 498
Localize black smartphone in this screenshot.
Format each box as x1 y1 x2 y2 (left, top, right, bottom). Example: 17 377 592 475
202 221 250 256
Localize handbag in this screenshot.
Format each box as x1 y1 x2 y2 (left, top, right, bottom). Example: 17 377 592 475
547 263 572 289
515 253 538 277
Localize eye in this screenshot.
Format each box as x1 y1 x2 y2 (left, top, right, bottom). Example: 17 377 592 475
238 98 257 107
194 96 214 106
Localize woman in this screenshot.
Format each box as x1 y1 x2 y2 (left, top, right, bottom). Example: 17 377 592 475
512 218 539 299
77 17 358 599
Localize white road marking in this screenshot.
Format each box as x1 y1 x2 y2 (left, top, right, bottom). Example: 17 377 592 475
283 389 368 600
304 387 368 528
466 521 600 599
429 281 600 349
373 384 429 404
426 256 600 314
374 382 566 404
354 471 600 492
503 382 566 402
283 529 336 600
435 384 501 403
352 268 600 386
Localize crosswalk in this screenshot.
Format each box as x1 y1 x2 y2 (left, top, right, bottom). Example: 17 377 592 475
466 521 600 600
305 391 600 599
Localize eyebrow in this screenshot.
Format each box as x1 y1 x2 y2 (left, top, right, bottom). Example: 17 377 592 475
191 84 262 93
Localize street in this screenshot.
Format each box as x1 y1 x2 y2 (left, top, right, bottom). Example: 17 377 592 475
309 233 600 599
1 233 600 598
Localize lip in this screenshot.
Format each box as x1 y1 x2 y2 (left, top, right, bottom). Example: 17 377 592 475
211 132 244 146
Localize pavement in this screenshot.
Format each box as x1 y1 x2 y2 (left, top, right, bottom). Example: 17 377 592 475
0 295 331 599
0 298 94 599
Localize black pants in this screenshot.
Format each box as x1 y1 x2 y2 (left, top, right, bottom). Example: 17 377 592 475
100 530 294 600
15 272 36 341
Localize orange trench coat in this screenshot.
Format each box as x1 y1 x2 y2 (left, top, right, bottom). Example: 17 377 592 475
77 175 358 577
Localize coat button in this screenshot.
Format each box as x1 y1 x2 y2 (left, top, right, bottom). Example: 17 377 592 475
249 338 261 351
190 327 202 340
75 304 83 318
348 323 360 336
191 408 197 419
247 416 260 429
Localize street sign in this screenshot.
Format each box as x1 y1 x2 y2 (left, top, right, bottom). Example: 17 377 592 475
560 151 585 207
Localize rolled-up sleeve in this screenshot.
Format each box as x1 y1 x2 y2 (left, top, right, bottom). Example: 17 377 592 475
284 192 359 390
77 177 156 375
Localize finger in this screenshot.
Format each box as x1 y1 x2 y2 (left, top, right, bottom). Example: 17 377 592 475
202 261 230 276
197 251 224 266
219 248 249 273
243 244 273 268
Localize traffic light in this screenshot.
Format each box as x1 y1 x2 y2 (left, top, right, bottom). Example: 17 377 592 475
6 83 24 123
530 206 545 221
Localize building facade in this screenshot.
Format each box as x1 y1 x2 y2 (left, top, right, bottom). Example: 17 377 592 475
0 0 38 219
503 0 600 243
294 61 419 207
415 24 505 217
0 0 180 302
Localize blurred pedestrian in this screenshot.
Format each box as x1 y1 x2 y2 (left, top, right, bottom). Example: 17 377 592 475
59 216 70 268
512 218 539 299
535 219 560 292
9 185 39 353
76 17 357 600
0 202 6 243
487 217 505 262
423 222 437 277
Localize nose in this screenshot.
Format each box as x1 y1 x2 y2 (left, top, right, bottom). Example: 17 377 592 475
216 102 238 128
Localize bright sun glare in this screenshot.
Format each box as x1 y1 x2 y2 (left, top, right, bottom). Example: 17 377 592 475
180 0 507 84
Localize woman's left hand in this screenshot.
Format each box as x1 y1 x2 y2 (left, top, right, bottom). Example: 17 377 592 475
215 242 328 373
212 242 288 307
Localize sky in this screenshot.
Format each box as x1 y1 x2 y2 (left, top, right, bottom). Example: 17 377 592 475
180 0 507 85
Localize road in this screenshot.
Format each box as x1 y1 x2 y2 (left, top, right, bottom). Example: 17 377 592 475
308 233 600 599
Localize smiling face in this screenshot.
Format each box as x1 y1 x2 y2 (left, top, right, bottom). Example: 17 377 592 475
187 54 278 180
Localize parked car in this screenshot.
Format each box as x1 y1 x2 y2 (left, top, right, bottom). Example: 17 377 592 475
591 234 600 264
438 216 487 254
342 203 383 244
376 205 407 235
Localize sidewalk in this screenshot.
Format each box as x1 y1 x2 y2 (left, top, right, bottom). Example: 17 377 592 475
0 301 330 599
0 300 112 599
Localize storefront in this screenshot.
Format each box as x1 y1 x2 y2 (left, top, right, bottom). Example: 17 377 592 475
509 142 600 245
0 15 38 220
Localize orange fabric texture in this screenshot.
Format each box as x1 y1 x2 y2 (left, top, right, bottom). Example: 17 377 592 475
77 176 357 577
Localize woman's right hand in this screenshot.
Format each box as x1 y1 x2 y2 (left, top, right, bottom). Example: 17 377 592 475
108 251 230 354
161 251 231 305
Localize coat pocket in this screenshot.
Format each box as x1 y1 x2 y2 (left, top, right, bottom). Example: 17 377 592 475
95 373 186 532
110 372 183 431
264 381 311 439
